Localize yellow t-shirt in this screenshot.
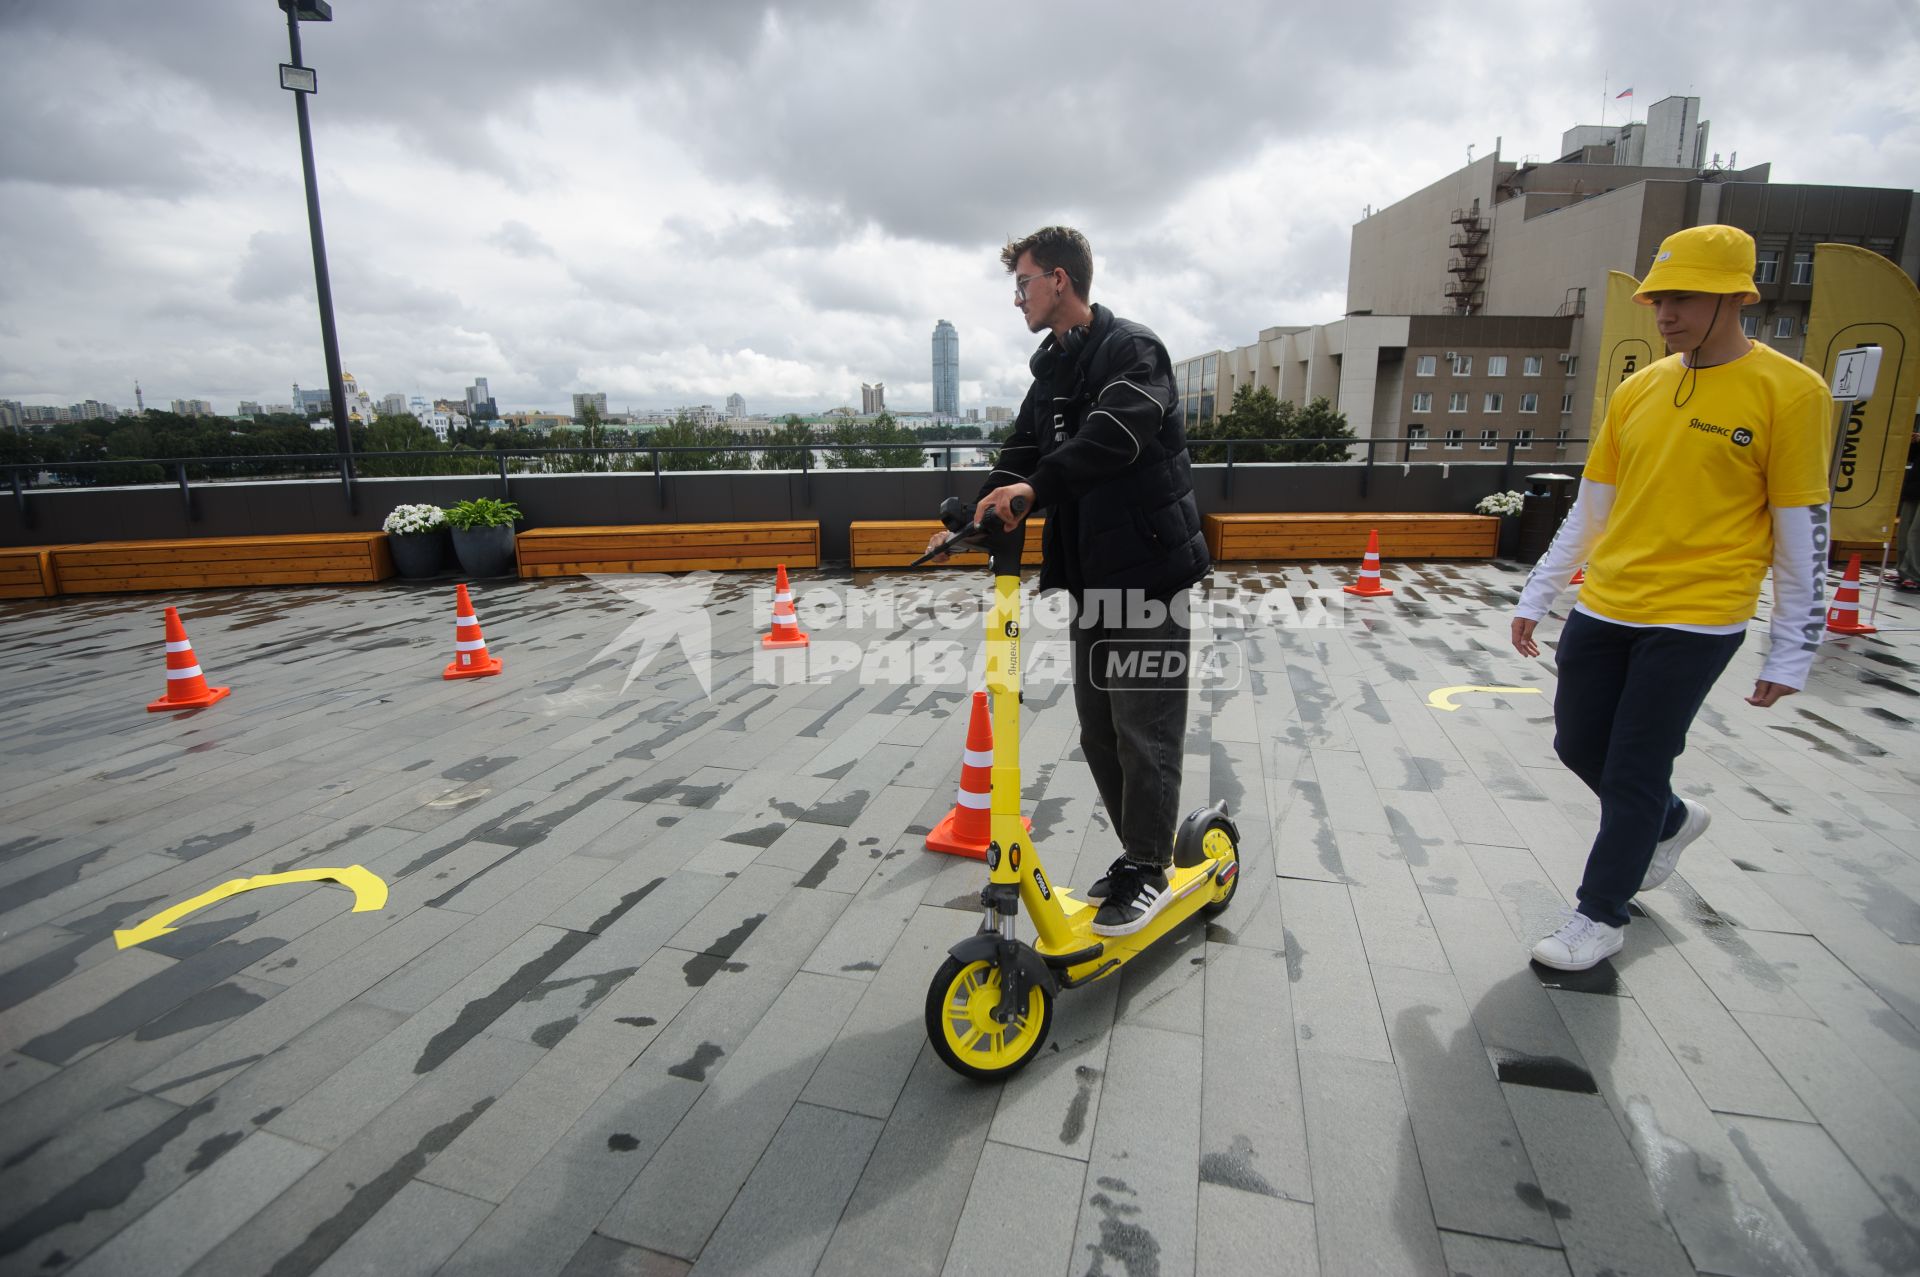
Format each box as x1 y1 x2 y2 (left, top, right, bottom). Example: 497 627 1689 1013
1580 342 1832 625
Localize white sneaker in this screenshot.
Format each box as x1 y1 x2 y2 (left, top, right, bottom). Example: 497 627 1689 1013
1640 799 1710 893
1531 913 1624 971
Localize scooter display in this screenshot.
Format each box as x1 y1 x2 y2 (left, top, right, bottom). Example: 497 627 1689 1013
912 494 1240 1080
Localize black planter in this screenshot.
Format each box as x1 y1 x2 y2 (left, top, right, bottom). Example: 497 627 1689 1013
1497 514 1523 560
388 529 451 578
451 524 518 578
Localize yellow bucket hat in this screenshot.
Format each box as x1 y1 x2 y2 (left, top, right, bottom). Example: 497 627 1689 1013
1634 225 1760 304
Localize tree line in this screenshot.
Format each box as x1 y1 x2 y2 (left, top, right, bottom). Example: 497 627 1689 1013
0 408 997 482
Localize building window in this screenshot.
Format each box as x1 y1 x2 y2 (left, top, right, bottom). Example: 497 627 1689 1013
1560 394 1573 414
1487 355 1508 377
1555 427 1571 448
1411 392 1433 413
1415 355 1437 377
1741 315 1759 338
1480 429 1500 450
1407 424 1428 451
1451 354 1473 376
1523 356 1543 377
1791 252 1813 285
1484 392 1503 413
1443 429 1464 449
1448 392 1468 412
1774 316 1795 338
1515 428 1535 449
1562 355 1578 376
1519 393 1539 414
1756 250 1780 284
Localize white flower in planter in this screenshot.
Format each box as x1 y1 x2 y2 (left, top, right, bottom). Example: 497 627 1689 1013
1475 490 1525 518
383 504 448 534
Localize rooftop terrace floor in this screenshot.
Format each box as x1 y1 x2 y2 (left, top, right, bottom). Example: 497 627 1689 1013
1 560 1917 1277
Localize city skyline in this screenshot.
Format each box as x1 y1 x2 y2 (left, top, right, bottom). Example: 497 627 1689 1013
2 3 1916 415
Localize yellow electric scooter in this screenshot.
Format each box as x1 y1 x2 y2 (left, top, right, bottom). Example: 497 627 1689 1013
912 496 1240 1080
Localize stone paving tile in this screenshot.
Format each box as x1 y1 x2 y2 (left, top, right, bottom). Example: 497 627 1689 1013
1298 1050 1447 1276
1069 1024 1204 1277
815 1049 1000 1277
307 1179 495 1277
1436 1232 1572 1277
798 904 974 1120
1281 878 1392 1063
690 1101 883 1276
1200 938 1310 1205
1551 989 1814 1276
941 1141 1085 1277
1374 963 1559 1248
1741 929 1920 1119
1734 1010 1920 1236
3 565 1917 1275
1720 1112 1920 1277
63 1130 326 1277
599 971 865 1259
183 1032 543 1277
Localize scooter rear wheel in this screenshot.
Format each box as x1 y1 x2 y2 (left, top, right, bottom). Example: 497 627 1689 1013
1200 819 1240 916
926 955 1053 1080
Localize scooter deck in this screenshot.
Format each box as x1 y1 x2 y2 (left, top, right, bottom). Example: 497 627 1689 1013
1036 860 1224 981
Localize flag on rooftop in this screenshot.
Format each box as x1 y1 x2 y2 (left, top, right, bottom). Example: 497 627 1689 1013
1616 87 1634 99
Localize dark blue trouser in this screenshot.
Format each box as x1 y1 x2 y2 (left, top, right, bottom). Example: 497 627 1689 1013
1070 601 1190 869
1552 609 1744 928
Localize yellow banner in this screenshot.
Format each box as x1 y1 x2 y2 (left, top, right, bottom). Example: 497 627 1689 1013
1804 243 1920 543
1590 270 1667 432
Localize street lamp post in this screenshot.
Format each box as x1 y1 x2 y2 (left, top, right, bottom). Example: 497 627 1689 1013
277 0 354 508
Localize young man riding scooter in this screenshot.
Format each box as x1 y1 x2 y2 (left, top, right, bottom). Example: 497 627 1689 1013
930 226 1210 937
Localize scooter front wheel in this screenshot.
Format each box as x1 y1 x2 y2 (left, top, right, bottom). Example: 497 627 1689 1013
925 955 1053 1080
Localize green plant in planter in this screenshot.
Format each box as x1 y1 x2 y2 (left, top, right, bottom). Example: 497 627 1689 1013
444 498 522 530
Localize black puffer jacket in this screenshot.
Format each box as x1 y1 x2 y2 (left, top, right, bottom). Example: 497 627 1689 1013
980 303 1210 599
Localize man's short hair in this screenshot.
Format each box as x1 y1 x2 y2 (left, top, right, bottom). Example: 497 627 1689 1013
1002 226 1093 301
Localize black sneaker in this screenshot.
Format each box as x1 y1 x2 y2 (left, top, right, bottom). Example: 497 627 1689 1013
1084 854 1133 902
1091 863 1172 936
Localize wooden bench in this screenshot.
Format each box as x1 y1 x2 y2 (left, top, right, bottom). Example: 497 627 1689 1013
48 533 395 595
1204 513 1498 562
515 521 820 577
849 520 1047 569
0 547 60 599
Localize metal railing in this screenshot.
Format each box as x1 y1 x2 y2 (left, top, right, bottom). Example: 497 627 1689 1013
3 436 1589 528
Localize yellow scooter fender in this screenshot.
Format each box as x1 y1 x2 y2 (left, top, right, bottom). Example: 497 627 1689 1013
946 933 1060 997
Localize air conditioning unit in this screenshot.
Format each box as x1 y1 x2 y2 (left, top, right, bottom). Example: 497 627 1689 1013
1443 352 1458 361
1557 353 1573 363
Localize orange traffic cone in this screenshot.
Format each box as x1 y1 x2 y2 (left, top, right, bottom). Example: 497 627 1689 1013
1569 565 1586 585
1825 554 1877 636
762 564 809 649
926 691 1029 859
1341 528 1393 597
443 583 503 679
147 607 231 712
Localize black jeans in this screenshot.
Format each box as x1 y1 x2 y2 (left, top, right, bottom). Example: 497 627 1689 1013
1553 609 1744 928
1070 598 1190 869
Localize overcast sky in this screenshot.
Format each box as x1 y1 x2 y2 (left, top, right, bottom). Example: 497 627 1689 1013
2 1 1917 417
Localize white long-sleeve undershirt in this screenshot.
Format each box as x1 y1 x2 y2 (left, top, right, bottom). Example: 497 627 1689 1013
1513 480 1829 691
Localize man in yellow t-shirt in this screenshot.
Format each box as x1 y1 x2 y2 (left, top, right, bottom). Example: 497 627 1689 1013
1510 224 1831 972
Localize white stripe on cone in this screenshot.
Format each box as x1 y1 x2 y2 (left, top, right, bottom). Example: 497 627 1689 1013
165 640 193 654
456 613 478 626
956 789 991 809
962 748 993 767
166 665 204 680
454 638 488 652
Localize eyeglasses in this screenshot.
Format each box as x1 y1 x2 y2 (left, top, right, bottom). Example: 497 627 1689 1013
1014 268 1061 302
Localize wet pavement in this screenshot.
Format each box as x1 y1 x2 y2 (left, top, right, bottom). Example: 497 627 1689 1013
1 559 1917 1276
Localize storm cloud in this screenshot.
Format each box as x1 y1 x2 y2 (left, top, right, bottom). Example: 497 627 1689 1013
1 0 1915 413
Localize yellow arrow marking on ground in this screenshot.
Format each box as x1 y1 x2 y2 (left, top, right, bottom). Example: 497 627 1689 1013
1426 685 1544 713
114 866 388 950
